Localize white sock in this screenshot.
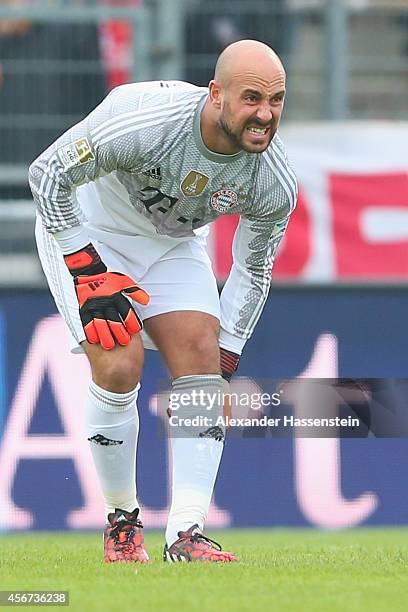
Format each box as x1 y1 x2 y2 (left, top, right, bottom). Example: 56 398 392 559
86 380 140 518
165 375 225 547
165 437 223 546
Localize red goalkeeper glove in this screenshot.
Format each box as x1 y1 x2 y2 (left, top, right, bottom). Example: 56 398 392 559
64 243 149 350
220 347 240 381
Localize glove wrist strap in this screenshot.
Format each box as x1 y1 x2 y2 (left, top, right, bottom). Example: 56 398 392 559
64 243 107 277
220 348 240 382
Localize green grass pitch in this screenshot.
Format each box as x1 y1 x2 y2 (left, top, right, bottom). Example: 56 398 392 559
1 529 408 611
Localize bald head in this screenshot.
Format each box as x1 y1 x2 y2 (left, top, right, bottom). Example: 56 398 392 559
214 40 285 88
201 39 286 155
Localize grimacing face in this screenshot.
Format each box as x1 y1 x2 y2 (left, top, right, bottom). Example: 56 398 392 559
217 81 286 154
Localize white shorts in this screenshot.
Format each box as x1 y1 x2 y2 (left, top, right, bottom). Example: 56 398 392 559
35 217 220 353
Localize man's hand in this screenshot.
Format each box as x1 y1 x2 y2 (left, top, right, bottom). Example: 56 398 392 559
74 272 149 350
64 243 149 350
220 347 240 381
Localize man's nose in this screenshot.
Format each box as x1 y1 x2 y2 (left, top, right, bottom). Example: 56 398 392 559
256 103 273 123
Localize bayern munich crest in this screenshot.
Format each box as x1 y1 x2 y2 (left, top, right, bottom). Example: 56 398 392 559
210 189 238 213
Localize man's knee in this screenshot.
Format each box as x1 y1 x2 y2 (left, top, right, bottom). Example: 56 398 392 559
178 329 220 374
83 335 144 393
186 331 219 359
100 357 142 392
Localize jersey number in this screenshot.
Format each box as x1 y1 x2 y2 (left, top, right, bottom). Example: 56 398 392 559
137 187 201 226
137 187 178 213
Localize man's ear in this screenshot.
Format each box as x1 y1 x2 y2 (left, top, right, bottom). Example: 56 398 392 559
208 80 222 109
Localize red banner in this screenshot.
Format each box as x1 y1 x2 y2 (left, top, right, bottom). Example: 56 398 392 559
210 124 408 282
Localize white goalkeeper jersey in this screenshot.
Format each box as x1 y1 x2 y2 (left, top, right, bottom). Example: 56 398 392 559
29 80 297 350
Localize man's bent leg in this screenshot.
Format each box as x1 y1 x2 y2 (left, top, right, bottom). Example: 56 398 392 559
145 312 234 558
83 335 149 562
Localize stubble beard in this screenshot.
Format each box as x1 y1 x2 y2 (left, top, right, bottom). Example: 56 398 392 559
218 115 276 154
217 116 243 152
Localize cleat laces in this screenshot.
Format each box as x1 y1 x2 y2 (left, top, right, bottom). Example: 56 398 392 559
190 532 222 551
109 509 143 555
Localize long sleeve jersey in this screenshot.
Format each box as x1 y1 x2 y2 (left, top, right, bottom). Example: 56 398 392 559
29 80 298 353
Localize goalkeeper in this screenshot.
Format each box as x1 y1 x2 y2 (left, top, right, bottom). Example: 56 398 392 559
29 39 297 563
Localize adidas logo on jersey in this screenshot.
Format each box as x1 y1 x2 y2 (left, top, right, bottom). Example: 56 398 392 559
142 167 162 180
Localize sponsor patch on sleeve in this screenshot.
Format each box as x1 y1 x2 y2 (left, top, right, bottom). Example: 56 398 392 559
58 137 95 171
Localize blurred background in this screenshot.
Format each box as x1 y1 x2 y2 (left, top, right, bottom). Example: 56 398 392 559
0 0 408 532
